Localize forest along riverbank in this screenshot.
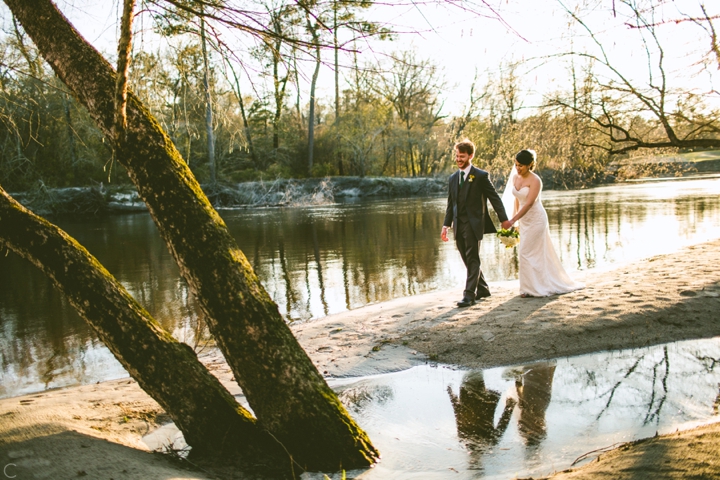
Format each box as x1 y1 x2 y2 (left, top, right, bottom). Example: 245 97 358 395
10 176 450 215
13 165 720 216
1 238 720 479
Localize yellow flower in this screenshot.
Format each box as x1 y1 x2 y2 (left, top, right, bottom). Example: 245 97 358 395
468 174 475 182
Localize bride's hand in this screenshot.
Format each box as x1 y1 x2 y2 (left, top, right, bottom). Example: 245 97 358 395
501 220 513 230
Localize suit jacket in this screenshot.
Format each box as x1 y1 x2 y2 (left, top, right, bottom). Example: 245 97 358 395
444 165 508 240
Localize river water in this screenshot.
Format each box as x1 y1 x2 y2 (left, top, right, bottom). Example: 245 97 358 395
1 175 720 399
328 337 720 479
144 338 720 479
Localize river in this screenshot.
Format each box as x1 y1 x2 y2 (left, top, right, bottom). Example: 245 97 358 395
1 175 720 398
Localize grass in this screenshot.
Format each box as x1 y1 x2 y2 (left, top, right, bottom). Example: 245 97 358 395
618 150 720 164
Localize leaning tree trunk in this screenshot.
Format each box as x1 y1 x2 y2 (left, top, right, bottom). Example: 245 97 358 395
0 187 284 461
3 0 378 470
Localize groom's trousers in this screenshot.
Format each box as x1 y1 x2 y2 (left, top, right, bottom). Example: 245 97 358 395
456 218 490 299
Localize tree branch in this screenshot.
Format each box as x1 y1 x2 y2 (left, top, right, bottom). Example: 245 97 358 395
115 0 136 144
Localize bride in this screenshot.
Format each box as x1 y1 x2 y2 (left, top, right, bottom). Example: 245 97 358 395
502 149 584 297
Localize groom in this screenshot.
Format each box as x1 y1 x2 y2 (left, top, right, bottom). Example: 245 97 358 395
441 139 511 307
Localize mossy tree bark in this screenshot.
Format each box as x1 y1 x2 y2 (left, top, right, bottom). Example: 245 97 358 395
0 187 284 461
3 0 378 470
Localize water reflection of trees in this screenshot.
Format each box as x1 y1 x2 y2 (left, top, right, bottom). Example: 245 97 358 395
695 354 720 373
642 348 670 425
546 192 642 271
234 201 448 321
3 183 720 396
0 215 206 396
62 215 206 342
0 254 102 395
591 347 671 426
337 383 394 413
544 186 720 272
692 353 720 415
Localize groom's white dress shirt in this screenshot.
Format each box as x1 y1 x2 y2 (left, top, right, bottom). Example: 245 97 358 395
459 164 472 185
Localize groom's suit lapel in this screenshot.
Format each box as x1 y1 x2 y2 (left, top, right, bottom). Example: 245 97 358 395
451 171 460 201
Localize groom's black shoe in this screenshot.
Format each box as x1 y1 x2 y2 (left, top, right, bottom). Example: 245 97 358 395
457 296 476 307
476 291 491 301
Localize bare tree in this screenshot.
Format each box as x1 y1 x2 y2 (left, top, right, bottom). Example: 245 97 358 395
459 64 524 169
3 0 378 470
548 0 720 154
219 55 259 167
372 51 446 176
199 11 216 184
152 1 218 182
305 10 322 173
255 2 298 152
623 2 720 71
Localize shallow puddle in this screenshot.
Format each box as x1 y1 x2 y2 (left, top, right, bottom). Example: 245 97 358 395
318 336 720 478
145 336 720 479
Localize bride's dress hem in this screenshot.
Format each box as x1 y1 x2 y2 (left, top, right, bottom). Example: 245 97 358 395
512 184 585 298
519 283 584 298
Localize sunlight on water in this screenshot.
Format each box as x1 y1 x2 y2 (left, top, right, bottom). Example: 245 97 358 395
1 176 719 397
319 337 720 479
141 337 720 479
541 177 720 272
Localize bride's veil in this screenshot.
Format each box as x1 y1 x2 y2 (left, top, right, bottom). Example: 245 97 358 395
501 165 518 221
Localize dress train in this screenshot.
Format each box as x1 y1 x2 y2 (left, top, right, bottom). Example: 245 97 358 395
511 185 583 297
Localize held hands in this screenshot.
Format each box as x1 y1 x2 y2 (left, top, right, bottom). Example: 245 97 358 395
444 222 514 239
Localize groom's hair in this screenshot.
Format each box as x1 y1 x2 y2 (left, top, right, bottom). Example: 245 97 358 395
455 139 475 156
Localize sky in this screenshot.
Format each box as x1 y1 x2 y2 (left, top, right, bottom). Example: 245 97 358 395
359 0 720 114
2 0 719 117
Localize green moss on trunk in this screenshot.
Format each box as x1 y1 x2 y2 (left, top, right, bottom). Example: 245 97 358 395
5 0 378 470
0 188 285 462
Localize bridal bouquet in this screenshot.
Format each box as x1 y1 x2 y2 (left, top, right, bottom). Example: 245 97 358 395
497 228 519 248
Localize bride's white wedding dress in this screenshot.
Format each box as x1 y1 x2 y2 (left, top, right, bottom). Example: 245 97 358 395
511 183 584 297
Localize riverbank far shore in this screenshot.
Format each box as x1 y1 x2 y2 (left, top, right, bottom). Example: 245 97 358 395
2 238 720 479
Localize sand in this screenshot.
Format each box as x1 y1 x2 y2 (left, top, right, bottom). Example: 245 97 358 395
2 238 720 479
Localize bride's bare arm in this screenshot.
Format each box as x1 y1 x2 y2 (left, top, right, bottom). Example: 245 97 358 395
508 175 541 225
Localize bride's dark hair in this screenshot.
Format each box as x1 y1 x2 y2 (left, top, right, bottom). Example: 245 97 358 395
515 149 537 170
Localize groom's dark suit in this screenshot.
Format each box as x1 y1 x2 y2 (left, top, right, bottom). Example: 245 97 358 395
444 165 508 301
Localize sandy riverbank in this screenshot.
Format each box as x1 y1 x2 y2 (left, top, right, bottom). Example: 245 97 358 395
2 238 720 479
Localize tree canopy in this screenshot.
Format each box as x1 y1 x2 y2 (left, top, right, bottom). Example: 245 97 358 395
1 1 717 194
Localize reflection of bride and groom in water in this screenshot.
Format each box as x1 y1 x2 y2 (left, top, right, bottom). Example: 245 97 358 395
447 362 556 457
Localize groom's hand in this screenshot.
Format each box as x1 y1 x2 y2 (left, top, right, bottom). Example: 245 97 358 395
441 226 450 242
501 220 512 230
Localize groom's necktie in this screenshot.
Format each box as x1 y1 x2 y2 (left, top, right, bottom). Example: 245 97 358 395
460 171 465 188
